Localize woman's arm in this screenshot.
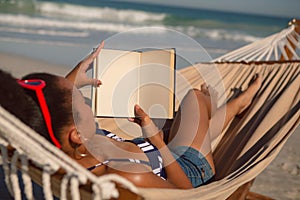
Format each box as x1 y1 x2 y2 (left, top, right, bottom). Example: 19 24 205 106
129 105 193 189
108 164 177 189
145 130 193 189
66 41 104 88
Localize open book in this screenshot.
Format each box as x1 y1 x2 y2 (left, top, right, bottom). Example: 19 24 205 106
92 48 176 119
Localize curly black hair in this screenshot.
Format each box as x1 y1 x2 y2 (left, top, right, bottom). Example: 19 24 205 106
0 69 47 136
21 73 74 146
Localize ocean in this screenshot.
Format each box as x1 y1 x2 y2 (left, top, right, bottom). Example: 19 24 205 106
0 0 293 69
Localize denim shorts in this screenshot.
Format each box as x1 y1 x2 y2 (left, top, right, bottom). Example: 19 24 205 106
172 146 214 188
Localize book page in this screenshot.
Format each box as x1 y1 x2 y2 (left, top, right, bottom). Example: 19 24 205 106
94 49 140 117
139 49 175 118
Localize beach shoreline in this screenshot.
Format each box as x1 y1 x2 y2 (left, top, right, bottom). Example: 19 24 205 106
0 52 299 199
0 51 69 78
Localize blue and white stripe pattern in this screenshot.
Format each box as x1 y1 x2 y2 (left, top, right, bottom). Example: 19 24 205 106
105 132 125 142
96 128 125 141
126 137 166 179
94 128 167 179
87 158 151 171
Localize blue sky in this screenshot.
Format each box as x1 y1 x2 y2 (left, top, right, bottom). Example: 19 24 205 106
115 0 300 18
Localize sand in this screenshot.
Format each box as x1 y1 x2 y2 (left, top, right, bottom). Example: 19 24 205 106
0 51 69 78
0 52 299 199
251 126 300 200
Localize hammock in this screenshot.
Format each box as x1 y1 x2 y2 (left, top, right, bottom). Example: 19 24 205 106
214 18 300 62
99 60 300 199
1 60 299 200
1 20 300 199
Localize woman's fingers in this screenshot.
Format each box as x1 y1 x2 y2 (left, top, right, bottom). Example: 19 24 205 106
86 79 102 87
134 105 147 118
84 41 105 71
128 105 151 127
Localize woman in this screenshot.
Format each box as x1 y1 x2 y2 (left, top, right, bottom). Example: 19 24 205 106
20 42 262 189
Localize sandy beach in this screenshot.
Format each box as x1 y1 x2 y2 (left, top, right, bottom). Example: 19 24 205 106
0 52 299 200
0 51 69 77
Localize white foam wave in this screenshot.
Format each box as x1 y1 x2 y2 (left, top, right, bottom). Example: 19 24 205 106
0 14 168 34
0 14 131 32
0 13 261 43
175 26 261 43
0 27 89 37
0 36 80 46
205 29 261 42
37 2 166 24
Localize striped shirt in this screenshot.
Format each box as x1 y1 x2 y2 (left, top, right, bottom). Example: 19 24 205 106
87 129 167 180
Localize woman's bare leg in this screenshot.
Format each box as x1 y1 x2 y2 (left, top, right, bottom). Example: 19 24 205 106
168 89 210 150
200 84 218 119
209 75 262 141
167 75 262 173
167 88 215 172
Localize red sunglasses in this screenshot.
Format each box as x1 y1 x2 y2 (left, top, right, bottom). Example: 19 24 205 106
17 79 61 149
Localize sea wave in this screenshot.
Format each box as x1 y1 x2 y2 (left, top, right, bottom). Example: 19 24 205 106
0 13 261 43
175 26 261 42
0 0 36 14
0 0 268 43
0 14 143 33
37 2 166 24
0 36 81 46
0 26 89 37
35 1 277 36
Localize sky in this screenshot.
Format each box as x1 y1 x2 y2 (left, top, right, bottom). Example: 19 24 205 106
115 0 300 18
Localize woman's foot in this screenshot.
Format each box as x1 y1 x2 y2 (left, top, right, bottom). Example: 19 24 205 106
200 83 218 118
236 74 262 115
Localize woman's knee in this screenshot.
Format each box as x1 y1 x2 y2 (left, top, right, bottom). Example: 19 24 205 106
186 88 206 101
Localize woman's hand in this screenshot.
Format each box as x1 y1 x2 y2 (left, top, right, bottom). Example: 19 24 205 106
129 105 193 188
129 105 162 139
66 41 104 88
128 105 152 127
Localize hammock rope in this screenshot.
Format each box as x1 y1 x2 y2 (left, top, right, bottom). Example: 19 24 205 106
11 151 21 200
0 145 13 196
60 175 69 200
214 19 300 62
0 106 140 199
70 176 80 200
42 165 53 200
20 154 34 200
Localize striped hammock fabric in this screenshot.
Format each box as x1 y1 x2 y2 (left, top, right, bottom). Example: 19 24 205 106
101 61 300 199
214 19 300 62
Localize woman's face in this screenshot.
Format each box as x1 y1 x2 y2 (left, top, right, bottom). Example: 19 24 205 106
72 88 96 141
59 77 96 141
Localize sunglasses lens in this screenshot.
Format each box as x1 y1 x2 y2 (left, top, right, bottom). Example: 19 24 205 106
25 81 42 86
